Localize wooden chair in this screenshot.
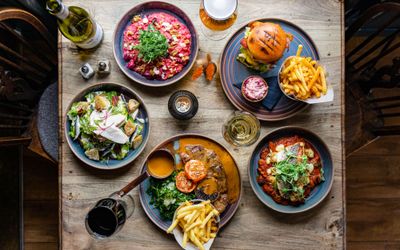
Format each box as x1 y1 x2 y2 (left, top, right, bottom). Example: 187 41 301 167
0 8 57 162
345 2 400 156
346 58 400 156
345 0 382 28
346 2 400 83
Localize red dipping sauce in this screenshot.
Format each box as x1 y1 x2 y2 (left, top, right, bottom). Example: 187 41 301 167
241 76 268 102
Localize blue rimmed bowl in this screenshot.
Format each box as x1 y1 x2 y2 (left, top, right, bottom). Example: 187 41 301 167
113 1 199 87
64 82 150 170
248 126 334 213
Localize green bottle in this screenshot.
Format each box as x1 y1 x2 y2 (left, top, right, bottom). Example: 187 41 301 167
46 0 103 49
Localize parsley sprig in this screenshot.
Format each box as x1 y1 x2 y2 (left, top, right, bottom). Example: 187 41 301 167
134 24 168 62
275 152 309 199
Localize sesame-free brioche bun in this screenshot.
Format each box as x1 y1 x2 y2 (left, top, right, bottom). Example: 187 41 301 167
247 21 292 63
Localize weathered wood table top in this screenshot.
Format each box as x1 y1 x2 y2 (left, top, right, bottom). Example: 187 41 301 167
59 0 345 249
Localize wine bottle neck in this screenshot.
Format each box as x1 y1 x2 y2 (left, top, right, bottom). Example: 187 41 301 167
55 4 69 20
47 1 70 20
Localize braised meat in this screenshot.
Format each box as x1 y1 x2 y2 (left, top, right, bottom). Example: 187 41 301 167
180 145 229 213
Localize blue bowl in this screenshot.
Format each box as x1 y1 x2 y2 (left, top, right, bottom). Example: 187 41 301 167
113 1 199 87
64 82 150 170
248 127 334 213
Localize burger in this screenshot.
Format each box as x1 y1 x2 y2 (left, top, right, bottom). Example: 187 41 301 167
237 21 292 72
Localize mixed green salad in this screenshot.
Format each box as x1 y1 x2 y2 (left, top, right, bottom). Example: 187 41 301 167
147 171 195 220
67 91 145 162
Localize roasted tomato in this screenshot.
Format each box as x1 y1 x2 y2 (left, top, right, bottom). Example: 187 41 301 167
176 171 196 193
184 160 207 182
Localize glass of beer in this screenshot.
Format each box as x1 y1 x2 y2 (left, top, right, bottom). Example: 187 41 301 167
199 0 238 40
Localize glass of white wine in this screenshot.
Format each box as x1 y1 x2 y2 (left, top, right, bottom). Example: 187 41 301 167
199 0 238 41
222 111 260 147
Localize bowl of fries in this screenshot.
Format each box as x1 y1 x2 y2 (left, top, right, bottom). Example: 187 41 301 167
278 45 334 104
167 199 220 250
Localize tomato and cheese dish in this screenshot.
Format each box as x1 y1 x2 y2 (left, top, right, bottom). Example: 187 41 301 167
257 136 324 205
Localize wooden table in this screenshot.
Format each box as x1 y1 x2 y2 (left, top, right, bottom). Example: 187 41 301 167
59 0 345 249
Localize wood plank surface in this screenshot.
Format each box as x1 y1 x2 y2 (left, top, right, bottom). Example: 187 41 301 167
348 242 400 250
347 135 400 248
23 152 59 249
60 0 344 249
0 146 21 250
347 155 400 200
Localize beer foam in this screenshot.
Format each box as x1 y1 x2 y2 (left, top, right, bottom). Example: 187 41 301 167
203 0 237 20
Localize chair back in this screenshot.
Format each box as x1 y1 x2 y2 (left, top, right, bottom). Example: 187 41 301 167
345 3 400 155
0 8 56 146
346 2 400 80
368 84 400 137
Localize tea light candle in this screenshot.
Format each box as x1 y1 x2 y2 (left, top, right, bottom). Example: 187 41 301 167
168 90 198 120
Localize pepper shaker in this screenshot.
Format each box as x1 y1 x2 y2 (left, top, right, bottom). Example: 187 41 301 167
97 59 111 75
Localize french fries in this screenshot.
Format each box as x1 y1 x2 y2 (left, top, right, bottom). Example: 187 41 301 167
280 44 328 100
167 200 219 250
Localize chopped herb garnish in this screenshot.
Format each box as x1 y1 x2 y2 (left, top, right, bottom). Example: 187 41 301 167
134 24 168 62
275 152 309 199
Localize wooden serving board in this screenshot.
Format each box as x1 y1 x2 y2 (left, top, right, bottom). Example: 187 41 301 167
59 0 345 249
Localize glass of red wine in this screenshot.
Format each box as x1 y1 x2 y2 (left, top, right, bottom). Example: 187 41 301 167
85 192 134 239
85 149 176 239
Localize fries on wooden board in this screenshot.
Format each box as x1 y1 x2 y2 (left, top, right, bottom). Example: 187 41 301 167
279 45 327 100
167 200 219 250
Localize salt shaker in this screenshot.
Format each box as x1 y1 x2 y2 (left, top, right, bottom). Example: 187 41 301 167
79 63 95 80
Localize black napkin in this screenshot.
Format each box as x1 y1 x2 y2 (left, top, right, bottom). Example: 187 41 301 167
233 76 283 111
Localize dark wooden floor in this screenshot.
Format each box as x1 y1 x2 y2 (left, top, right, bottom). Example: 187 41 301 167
0 146 21 250
23 152 58 250
347 136 400 250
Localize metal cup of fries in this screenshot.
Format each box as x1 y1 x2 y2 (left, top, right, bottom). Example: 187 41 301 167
167 199 220 250
278 45 334 104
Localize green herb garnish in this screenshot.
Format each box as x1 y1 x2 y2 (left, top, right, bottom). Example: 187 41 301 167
134 24 168 62
275 152 310 199
147 171 195 220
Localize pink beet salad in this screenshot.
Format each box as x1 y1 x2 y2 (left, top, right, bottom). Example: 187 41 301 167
122 12 192 80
